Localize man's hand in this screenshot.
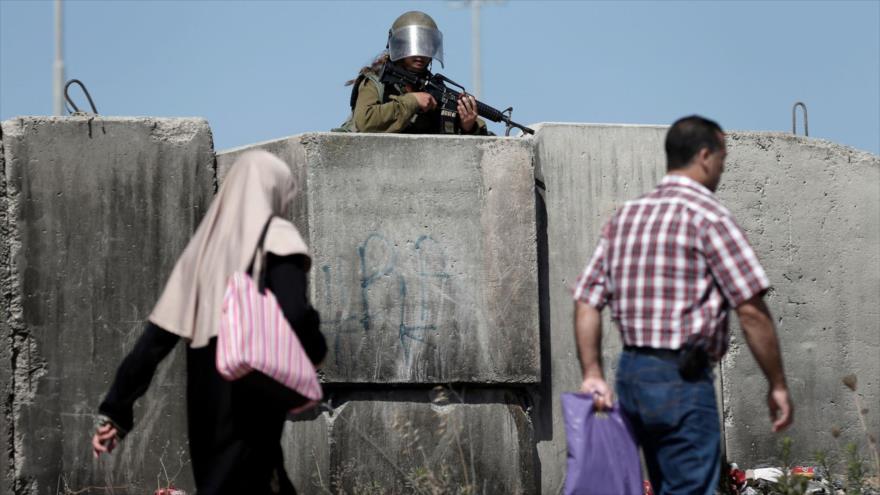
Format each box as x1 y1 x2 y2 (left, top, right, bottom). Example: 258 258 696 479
581 376 614 411
457 94 478 133
768 386 793 432
412 92 437 113
574 301 612 410
92 423 119 458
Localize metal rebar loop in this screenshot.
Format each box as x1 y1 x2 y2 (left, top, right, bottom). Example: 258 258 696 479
64 79 99 115
792 101 808 136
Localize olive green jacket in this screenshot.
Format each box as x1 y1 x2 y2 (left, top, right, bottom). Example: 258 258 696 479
335 72 488 135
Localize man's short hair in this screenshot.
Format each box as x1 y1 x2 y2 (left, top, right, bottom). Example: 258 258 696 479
665 115 724 170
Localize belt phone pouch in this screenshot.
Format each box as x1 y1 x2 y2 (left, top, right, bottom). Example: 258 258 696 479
677 344 709 381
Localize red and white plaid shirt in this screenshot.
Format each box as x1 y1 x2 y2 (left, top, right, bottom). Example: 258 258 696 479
573 175 769 360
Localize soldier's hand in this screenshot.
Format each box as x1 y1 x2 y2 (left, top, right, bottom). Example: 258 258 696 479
457 94 478 133
412 92 437 113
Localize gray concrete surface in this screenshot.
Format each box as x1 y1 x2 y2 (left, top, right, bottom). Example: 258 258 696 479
719 132 880 467
532 123 880 492
1 130 11 495
2 118 877 493
1 117 214 493
218 133 541 384
532 123 668 494
282 388 536 494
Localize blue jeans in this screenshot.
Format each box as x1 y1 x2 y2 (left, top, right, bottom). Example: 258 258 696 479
615 350 721 495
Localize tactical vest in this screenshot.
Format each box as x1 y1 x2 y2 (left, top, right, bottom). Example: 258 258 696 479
332 72 385 133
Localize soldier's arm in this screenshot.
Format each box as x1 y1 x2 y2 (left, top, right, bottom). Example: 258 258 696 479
353 79 420 133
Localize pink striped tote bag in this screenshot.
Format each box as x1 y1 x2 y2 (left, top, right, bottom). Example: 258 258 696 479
216 221 322 414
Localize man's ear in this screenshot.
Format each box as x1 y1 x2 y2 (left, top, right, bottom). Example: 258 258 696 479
697 147 712 163
694 147 711 170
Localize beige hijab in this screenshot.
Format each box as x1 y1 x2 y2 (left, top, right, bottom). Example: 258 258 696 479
149 150 309 348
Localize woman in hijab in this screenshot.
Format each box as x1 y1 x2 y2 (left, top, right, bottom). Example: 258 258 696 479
91 150 326 494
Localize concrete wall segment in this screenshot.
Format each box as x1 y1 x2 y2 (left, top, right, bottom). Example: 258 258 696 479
532 123 668 494
281 387 536 494
719 131 880 467
217 133 541 384
1 129 12 493
0 116 215 493
532 123 880 489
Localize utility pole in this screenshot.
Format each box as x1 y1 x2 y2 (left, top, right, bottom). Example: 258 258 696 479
53 0 64 115
451 0 503 99
471 0 482 99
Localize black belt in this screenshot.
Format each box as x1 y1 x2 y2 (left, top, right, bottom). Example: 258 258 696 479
623 345 682 360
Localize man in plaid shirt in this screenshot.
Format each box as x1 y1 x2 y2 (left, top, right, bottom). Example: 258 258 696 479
573 116 793 494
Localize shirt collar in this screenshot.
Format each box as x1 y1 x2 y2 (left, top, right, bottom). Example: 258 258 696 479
659 174 715 197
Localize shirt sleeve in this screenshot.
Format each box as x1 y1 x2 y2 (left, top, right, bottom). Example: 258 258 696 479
573 235 611 310
353 78 420 133
98 322 180 437
701 215 770 307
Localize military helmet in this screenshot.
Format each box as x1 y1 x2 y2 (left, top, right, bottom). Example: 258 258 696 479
387 11 444 68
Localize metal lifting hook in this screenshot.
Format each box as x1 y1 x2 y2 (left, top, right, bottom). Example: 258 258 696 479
501 107 515 136
64 79 105 137
64 79 100 115
792 101 808 137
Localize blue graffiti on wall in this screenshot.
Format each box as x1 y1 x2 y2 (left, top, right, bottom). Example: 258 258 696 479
319 232 452 364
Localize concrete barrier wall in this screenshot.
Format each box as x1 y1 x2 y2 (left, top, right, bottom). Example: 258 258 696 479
218 134 541 384
532 123 669 494
217 133 541 492
1 117 214 493
1 119 877 493
533 123 880 492
1 128 12 495
719 132 880 466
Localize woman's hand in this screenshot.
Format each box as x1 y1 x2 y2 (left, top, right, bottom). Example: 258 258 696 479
92 422 119 458
457 94 478 133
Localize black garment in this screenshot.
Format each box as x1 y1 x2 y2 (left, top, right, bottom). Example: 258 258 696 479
99 255 325 495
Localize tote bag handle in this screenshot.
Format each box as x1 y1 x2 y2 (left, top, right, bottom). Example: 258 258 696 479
246 215 274 294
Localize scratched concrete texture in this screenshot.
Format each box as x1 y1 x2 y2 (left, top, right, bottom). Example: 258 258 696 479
281 388 536 494
0 117 214 494
719 132 880 467
532 123 880 493
1 130 11 495
218 133 541 384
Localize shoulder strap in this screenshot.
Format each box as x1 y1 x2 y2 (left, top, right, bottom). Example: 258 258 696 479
247 215 275 293
349 73 385 109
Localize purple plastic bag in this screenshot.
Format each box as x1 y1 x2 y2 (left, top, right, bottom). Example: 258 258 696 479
562 392 642 495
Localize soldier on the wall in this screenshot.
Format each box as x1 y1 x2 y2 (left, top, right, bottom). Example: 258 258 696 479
335 11 488 135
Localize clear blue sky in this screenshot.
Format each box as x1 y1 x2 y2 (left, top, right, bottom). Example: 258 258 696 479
2 0 878 154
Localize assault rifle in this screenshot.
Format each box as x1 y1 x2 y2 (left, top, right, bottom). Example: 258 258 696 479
381 61 535 136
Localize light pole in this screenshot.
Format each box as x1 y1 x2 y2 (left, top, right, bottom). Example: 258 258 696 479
451 0 503 100
471 0 481 99
53 0 64 115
